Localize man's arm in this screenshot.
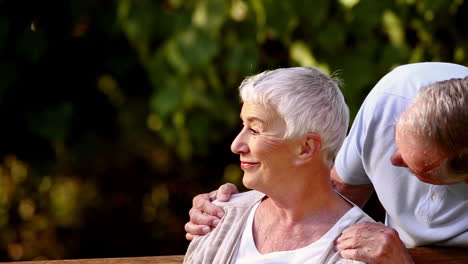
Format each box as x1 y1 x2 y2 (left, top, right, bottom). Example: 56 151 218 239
330 167 374 208
331 168 413 264
184 183 239 240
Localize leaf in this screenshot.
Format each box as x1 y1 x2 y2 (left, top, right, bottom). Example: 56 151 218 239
292 0 329 27
317 22 346 54
263 0 298 41
187 112 211 155
382 10 405 47
0 63 16 105
27 103 74 141
226 38 259 74
166 27 219 72
150 78 182 118
192 0 228 34
352 0 388 35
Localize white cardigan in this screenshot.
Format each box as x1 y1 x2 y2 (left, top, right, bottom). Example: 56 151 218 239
184 190 372 264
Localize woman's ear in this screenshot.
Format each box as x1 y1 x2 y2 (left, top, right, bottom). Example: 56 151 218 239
296 133 321 164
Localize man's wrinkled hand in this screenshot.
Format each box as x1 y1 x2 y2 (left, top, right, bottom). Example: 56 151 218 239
334 222 414 264
184 183 239 241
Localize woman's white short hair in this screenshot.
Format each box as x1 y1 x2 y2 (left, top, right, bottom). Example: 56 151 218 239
398 77 468 181
238 67 349 168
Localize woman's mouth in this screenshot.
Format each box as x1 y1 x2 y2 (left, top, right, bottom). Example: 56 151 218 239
240 162 259 170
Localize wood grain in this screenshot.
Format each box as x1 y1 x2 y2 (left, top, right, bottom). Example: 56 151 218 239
2 255 184 264
409 247 468 264
3 247 468 263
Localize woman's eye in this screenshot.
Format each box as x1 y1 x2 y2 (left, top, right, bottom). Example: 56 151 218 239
241 123 259 134
249 128 258 134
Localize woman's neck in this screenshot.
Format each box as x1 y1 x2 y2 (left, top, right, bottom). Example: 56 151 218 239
260 183 350 224
252 169 353 254
260 164 350 219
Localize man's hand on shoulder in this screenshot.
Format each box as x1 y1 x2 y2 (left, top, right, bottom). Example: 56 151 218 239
184 183 239 240
335 222 414 264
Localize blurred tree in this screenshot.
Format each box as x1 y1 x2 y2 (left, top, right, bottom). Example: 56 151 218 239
0 0 466 261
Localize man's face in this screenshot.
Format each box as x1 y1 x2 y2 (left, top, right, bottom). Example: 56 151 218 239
391 125 459 185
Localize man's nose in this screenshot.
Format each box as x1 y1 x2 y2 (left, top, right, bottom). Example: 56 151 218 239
391 151 408 167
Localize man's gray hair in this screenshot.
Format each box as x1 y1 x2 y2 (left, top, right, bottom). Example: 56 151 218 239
238 67 349 168
398 77 468 181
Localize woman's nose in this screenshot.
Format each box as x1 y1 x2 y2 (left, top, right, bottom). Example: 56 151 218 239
231 131 249 154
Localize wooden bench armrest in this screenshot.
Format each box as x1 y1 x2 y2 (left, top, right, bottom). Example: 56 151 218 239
2 255 185 264
3 247 468 264
409 247 468 264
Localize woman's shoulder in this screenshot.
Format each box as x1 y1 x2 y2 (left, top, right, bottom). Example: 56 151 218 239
213 190 265 208
346 205 376 224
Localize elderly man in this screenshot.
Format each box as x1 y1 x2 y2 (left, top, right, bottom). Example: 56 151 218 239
185 62 468 263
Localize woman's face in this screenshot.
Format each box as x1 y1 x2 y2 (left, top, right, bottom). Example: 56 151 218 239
231 102 300 191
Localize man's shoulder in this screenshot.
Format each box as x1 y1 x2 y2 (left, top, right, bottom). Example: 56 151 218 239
370 62 468 99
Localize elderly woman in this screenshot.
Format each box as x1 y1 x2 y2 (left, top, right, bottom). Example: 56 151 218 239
184 67 373 264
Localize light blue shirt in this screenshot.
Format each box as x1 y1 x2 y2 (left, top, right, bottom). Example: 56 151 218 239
335 62 468 247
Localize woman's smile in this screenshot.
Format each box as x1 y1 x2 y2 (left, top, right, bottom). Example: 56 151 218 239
240 161 260 170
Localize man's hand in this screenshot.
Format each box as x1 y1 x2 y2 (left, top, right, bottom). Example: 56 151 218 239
184 183 239 241
335 222 414 264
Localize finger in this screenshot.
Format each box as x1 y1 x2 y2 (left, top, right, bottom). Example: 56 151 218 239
208 190 218 201
193 194 225 218
335 229 360 244
184 221 211 236
335 236 351 249
336 227 381 250
335 236 361 251
186 233 195 241
189 208 221 227
339 248 372 263
340 221 383 237
339 224 363 239
216 183 239 201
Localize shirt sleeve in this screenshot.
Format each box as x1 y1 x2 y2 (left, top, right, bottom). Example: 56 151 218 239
335 84 413 185
334 99 373 185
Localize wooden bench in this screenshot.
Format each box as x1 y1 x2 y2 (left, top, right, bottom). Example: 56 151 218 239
2 248 467 263
2 255 185 264
409 247 468 264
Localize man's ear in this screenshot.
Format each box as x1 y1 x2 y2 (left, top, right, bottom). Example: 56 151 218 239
296 133 321 165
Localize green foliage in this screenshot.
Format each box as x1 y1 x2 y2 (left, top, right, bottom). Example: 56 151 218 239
0 0 467 260
27 103 73 142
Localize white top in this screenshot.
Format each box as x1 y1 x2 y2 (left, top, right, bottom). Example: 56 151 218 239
335 62 468 247
233 198 367 263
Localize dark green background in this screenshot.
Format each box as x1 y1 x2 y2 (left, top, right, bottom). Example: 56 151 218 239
0 0 467 261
